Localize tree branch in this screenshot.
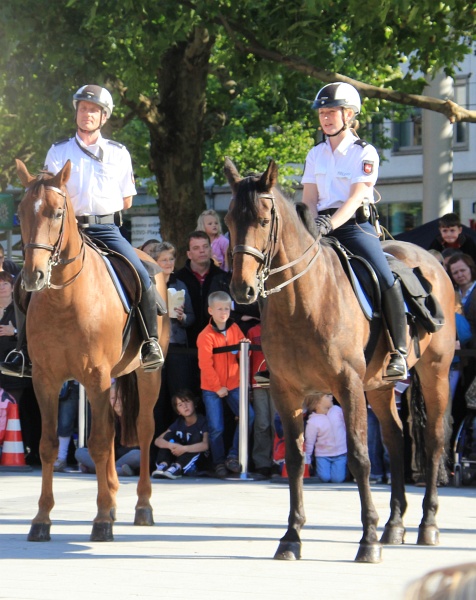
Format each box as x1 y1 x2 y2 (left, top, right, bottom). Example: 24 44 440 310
218 14 476 124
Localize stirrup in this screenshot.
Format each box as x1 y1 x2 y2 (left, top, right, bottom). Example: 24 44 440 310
383 352 408 381
140 339 165 372
0 349 32 378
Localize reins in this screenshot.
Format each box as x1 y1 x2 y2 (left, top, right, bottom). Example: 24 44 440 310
22 183 85 290
232 192 322 298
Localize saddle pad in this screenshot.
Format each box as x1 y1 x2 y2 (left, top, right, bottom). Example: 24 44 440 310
324 238 381 321
101 255 131 314
346 263 373 320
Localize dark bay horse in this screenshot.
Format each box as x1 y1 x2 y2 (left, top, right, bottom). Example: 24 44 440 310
15 159 169 542
224 158 455 563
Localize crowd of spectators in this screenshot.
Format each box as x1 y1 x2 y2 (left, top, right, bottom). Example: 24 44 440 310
3 210 476 486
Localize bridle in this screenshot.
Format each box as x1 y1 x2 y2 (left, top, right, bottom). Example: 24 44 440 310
231 191 322 298
22 184 85 290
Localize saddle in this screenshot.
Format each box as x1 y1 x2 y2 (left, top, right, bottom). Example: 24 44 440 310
84 236 167 316
325 237 445 334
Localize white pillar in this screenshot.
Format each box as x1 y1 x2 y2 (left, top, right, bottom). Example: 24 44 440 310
422 72 454 222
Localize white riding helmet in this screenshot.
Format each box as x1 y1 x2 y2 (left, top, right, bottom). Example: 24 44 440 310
312 82 361 115
73 85 114 119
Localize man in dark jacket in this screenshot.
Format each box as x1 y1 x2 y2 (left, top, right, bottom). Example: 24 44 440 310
175 231 230 397
175 231 230 348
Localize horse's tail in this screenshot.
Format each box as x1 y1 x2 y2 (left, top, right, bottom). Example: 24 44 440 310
115 372 139 447
409 370 427 478
409 370 449 485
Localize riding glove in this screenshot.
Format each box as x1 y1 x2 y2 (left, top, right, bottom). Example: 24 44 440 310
314 215 333 236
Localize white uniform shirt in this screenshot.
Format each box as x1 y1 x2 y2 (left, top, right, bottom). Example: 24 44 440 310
301 132 379 212
44 133 137 216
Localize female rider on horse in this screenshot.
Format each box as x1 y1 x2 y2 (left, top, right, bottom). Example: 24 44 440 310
1 85 164 377
301 82 407 380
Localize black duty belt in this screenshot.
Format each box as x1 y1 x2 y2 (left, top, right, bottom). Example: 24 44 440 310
319 207 369 224
77 211 123 227
318 208 339 217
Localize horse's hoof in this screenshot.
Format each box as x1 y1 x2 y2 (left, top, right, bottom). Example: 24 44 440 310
355 543 383 563
134 507 154 526
380 525 405 545
27 523 51 542
110 507 117 522
274 541 301 560
417 526 439 546
90 522 114 542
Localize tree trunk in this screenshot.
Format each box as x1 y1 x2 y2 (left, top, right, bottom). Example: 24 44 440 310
150 27 214 265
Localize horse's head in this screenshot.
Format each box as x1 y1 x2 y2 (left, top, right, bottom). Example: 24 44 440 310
224 158 279 303
16 159 74 291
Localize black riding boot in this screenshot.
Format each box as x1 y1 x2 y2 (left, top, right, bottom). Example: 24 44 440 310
137 284 165 372
0 299 32 378
382 279 408 381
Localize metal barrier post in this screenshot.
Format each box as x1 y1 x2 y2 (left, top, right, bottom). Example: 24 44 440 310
78 384 86 448
236 340 258 481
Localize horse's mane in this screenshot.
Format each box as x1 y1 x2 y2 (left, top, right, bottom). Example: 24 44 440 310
229 173 319 240
228 174 262 226
27 171 55 194
295 202 319 239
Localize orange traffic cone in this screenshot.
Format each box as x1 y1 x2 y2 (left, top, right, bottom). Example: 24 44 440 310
281 462 310 478
0 402 32 471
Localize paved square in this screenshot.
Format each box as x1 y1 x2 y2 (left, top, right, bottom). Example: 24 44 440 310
1 471 475 599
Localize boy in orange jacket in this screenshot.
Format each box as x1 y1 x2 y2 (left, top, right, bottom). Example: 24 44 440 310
197 291 254 478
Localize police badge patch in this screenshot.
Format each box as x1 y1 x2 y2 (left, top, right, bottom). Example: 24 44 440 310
362 161 374 175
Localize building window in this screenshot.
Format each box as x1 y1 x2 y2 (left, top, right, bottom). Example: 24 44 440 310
391 109 422 154
378 202 422 236
453 76 469 149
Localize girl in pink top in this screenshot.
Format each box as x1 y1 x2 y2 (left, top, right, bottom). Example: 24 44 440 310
197 209 230 271
304 393 347 483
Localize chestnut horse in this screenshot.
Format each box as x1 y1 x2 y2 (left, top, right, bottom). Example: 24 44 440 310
15 159 169 542
224 158 455 563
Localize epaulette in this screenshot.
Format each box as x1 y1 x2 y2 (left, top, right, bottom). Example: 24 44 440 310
107 139 124 149
353 139 368 148
53 137 71 146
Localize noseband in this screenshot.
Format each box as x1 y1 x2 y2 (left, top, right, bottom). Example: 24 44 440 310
22 184 85 289
231 191 322 297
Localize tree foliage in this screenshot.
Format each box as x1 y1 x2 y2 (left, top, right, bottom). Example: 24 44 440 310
0 0 475 256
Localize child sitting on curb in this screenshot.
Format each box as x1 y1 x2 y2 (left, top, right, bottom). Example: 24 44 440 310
152 390 209 480
75 382 140 476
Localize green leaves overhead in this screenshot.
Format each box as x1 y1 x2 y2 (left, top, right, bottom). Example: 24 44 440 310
0 0 475 248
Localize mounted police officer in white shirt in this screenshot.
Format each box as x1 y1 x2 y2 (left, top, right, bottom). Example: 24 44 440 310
1 85 164 377
302 82 408 380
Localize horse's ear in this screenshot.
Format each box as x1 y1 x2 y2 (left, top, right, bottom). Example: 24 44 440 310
224 157 241 190
58 160 72 186
259 159 278 192
15 159 35 189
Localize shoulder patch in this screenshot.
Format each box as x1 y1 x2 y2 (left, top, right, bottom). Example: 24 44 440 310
353 139 368 148
362 160 374 175
107 139 124 149
53 137 71 146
